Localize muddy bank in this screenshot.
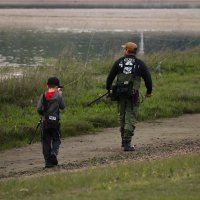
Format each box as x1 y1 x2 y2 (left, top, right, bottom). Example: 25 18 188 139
0 9 200 32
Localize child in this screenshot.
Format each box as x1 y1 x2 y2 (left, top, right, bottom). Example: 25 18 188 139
37 77 65 168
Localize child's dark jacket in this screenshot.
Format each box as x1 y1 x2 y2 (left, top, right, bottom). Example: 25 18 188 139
37 91 65 123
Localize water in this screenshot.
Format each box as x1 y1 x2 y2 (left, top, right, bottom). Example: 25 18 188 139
0 29 200 67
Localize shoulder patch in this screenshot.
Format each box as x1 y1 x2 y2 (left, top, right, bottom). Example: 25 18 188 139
124 58 135 66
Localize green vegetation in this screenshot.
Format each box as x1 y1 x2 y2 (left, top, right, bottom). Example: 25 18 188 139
0 46 200 150
0 2 200 9
0 153 200 200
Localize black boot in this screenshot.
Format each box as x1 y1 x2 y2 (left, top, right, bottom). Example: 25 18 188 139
123 142 135 151
121 140 125 147
49 153 58 166
45 162 54 168
45 157 54 168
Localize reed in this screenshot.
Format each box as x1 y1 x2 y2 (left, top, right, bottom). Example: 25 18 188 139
0 46 199 150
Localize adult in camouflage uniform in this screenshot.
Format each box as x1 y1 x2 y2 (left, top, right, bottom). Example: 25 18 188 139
106 42 152 151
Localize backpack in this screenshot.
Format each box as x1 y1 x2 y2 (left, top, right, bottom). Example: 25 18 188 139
42 94 59 129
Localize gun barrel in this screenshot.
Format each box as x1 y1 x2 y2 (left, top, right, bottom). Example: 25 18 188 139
29 119 42 144
86 92 108 107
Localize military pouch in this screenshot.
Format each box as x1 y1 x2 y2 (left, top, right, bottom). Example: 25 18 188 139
43 115 59 129
111 82 134 101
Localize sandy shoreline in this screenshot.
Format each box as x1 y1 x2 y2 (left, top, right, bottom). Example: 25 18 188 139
0 9 199 32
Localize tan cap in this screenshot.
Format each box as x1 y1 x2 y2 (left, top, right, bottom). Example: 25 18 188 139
121 42 137 51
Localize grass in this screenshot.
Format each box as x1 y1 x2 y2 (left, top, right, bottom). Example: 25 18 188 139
0 46 200 150
0 153 199 200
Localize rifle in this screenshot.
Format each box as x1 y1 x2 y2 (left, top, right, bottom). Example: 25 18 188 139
29 118 42 145
84 92 109 107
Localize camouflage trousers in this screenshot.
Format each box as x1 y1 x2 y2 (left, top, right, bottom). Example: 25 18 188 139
118 96 139 143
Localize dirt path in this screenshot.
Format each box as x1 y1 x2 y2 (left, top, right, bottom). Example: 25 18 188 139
0 114 200 179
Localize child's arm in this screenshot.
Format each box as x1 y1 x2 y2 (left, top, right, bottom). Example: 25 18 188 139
57 90 65 110
36 94 44 115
